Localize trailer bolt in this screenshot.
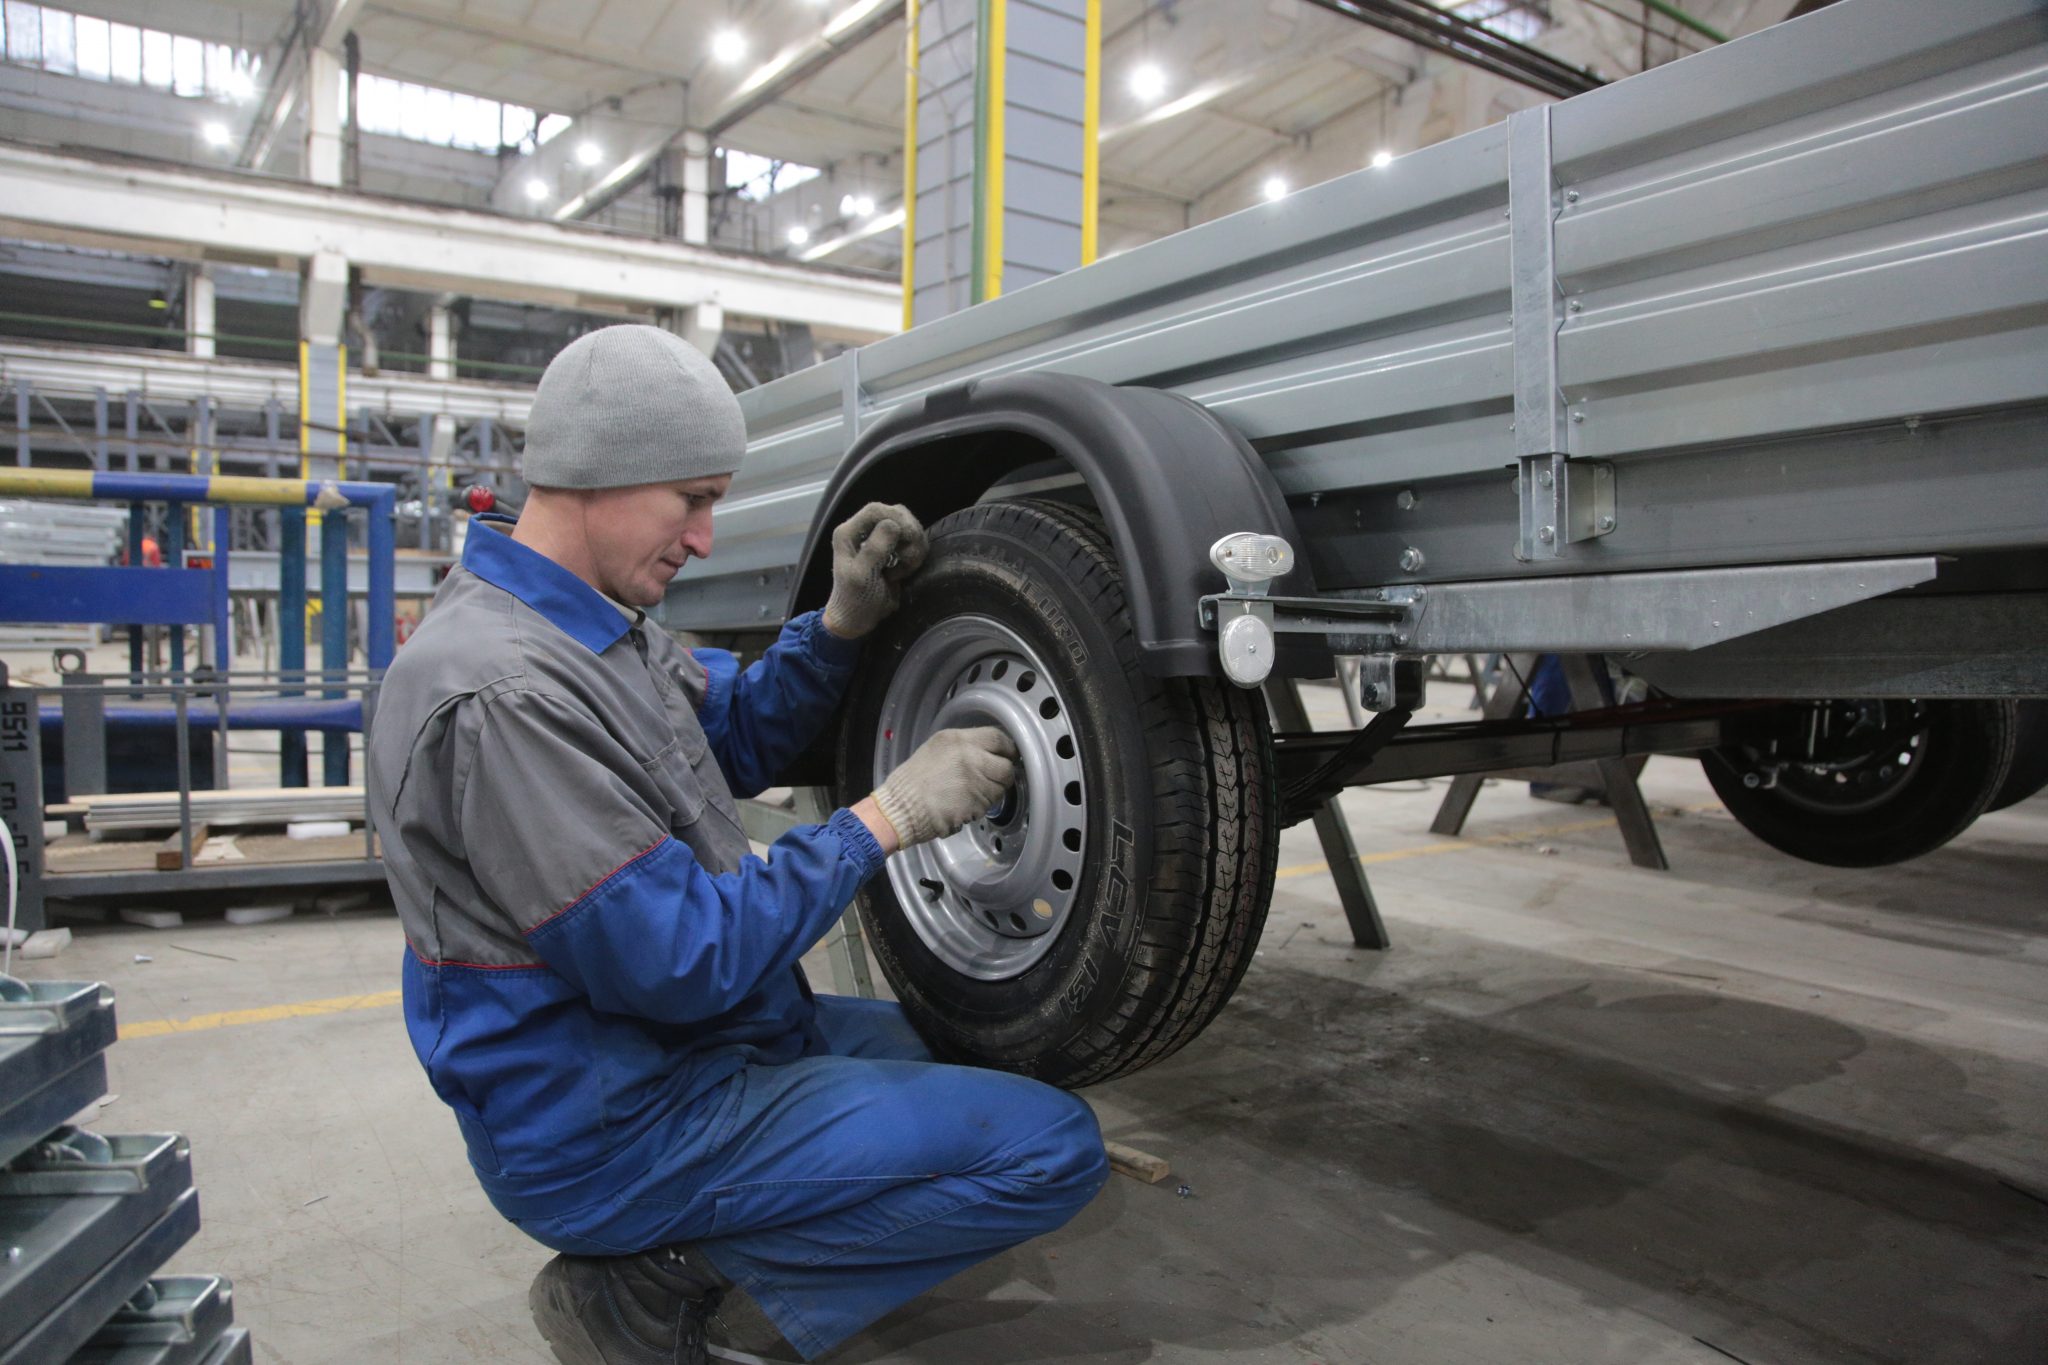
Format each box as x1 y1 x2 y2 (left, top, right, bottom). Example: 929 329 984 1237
1598 514 1616 532
1537 525 1555 543
1537 469 1553 488
1363 683 1383 707
5 1248 17 1264
1568 299 1583 313
1565 189 1580 203
1571 409 1585 423
1742 771 1762 789
1395 489 1416 511
1399 546 1425 573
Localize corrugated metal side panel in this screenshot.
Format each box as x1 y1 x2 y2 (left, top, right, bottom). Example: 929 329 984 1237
1549 0 2048 458
693 0 2048 626
698 121 1515 620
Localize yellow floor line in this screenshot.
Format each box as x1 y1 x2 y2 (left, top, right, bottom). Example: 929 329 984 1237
1277 803 1725 882
122 988 402 1039
110 803 1729 1035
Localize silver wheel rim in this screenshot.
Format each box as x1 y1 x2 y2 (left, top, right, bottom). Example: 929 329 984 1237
875 615 1088 981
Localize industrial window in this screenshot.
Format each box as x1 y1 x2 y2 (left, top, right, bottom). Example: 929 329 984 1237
0 3 560 156
1446 0 1551 44
724 148 822 203
0 3 259 101
344 70 560 153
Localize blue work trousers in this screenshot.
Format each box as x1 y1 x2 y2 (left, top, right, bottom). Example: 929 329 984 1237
511 996 1110 1360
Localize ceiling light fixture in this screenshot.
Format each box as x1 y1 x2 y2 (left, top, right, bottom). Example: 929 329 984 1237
576 141 603 167
1130 62 1167 101
711 29 748 64
1262 175 1288 202
1371 149 1393 168
840 193 876 218
525 177 550 201
787 224 812 246
202 121 231 148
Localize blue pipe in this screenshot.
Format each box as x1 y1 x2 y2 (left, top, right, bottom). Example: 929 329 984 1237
212 505 231 674
366 489 396 670
280 505 307 787
164 509 185 675
321 509 350 786
126 501 144 679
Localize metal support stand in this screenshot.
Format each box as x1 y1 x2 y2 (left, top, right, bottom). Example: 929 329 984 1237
1430 652 1539 836
1560 654 1668 870
1428 653 1669 870
1264 678 1390 951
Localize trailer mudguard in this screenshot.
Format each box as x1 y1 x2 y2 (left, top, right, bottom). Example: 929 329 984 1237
788 373 1311 677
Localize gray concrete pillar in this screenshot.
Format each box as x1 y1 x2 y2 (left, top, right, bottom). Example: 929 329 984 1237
304 46 345 188
681 130 711 247
663 302 724 358
427 304 455 381
186 267 216 359
300 249 349 489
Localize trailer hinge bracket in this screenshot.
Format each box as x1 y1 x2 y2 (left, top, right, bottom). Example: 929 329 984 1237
1516 454 1616 561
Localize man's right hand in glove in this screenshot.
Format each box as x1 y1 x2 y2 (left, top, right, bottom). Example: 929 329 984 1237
851 727 1019 854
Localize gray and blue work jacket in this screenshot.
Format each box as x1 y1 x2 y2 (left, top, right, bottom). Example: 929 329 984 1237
366 515 888 1221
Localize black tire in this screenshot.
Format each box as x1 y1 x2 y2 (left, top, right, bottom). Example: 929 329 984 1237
1986 700 2048 812
1703 699 2017 868
834 498 1278 1088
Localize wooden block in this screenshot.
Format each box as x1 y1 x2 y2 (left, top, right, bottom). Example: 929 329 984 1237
154 822 209 871
1104 1140 1171 1185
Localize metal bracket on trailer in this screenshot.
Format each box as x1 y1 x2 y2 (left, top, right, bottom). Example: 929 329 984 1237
1202 555 1944 687
1508 104 1616 561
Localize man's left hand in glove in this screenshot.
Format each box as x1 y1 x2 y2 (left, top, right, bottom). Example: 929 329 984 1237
821 501 928 640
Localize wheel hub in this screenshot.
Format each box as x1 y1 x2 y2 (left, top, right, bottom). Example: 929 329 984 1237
874 616 1088 981
1739 699 1929 814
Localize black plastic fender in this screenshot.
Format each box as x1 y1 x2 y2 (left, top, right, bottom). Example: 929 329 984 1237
789 373 1312 677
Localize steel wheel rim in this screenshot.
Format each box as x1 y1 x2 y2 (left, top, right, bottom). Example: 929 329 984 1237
1769 701 1930 815
874 615 1088 981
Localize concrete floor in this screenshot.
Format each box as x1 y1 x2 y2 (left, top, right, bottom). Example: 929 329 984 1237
16 683 2048 1364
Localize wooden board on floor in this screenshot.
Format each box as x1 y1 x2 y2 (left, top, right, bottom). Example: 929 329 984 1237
45 830 379 877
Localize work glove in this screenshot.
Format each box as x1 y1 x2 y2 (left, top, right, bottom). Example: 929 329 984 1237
872 727 1020 849
822 502 928 639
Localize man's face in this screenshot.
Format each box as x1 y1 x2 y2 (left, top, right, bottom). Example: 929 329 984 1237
584 474 732 607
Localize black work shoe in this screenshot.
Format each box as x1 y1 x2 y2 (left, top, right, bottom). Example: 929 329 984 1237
530 1246 726 1365
704 1285 804 1364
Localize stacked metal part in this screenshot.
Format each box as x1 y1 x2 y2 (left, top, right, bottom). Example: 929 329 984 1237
0 978 251 1364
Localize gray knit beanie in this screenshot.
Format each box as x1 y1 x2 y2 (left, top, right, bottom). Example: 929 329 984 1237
521 325 747 490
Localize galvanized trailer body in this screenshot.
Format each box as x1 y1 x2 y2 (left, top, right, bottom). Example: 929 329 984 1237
665 0 2048 699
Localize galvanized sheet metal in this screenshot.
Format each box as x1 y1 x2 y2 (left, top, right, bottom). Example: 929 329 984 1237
680 0 2048 629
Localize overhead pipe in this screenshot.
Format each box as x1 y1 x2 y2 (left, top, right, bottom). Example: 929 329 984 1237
1640 0 1730 44
1301 0 1605 100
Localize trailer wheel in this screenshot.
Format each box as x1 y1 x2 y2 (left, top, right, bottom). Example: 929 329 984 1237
1702 699 2017 867
834 498 1277 1088
1986 700 2048 812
